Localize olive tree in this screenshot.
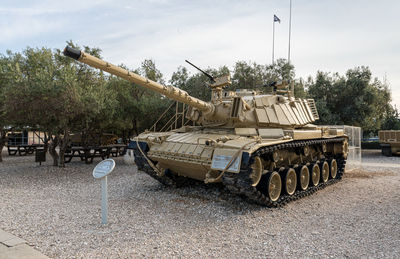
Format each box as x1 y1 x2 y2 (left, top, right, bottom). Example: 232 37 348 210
3 47 84 165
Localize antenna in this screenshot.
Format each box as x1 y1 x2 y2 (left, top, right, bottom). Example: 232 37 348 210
288 0 292 63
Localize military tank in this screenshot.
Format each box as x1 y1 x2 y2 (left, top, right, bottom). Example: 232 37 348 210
64 46 348 207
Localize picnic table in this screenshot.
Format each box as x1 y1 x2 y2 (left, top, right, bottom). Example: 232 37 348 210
64 144 127 164
7 144 45 156
109 144 127 157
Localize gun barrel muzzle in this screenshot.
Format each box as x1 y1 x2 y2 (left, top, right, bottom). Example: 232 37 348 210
63 46 82 60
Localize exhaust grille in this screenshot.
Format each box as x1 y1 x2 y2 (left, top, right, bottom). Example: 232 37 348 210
230 97 242 118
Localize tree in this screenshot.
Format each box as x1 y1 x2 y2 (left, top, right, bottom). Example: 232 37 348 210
0 53 13 162
106 59 170 135
307 72 341 124
307 66 395 135
265 59 295 83
229 58 302 96
3 47 84 166
170 66 189 89
106 75 138 140
2 42 400 166
231 61 266 90
381 106 400 130
171 65 231 102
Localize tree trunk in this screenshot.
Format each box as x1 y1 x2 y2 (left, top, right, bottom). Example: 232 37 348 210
58 129 70 168
43 132 50 153
0 130 7 162
82 131 89 148
133 118 139 136
49 135 60 166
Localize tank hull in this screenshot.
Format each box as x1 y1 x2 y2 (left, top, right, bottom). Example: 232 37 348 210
131 126 348 206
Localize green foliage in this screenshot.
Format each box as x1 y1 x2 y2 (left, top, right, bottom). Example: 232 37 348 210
0 53 12 127
381 106 400 130
231 61 266 89
0 53 12 161
170 65 229 101
266 59 295 82
128 59 170 133
3 47 81 132
307 66 396 134
228 58 303 96
1 42 399 161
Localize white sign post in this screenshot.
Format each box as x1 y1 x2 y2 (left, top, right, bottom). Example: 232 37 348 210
93 159 116 225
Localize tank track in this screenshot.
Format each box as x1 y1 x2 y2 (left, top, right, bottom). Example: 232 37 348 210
222 137 346 207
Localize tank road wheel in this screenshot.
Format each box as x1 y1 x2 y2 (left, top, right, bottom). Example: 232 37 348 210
250 156 263 187
283 168 297 195
297 165 309 191
330 159 338 179
320 161 329 183
267 171 282 202
309 163 320 187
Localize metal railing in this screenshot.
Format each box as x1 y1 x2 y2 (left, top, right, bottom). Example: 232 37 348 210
149 101 194 132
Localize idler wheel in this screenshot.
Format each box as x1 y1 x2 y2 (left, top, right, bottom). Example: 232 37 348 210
296 165 309 191
330 159 338 179
267 171 282 202
320 161 329 183
309 163 320 186
282 168 297 195
250 156 263 187
343 141 349 158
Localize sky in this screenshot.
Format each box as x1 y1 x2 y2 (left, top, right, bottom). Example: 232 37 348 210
1 0 399 108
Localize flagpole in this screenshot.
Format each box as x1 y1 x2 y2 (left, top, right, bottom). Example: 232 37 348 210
288 0 292 63
272 16 275 65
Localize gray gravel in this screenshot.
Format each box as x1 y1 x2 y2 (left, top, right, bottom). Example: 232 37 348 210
0 148 399 258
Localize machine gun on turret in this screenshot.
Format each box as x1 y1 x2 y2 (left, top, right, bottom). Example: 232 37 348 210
185 60 216 83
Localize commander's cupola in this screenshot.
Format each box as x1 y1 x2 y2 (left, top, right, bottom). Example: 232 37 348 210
210 75 231 103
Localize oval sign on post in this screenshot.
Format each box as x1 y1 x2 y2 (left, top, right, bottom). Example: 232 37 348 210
93 159 116 179
93 159 116 225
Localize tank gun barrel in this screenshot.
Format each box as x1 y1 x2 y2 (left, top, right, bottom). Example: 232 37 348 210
63 46 214 113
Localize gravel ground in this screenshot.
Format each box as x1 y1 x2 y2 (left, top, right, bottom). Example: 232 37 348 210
0 148 399 258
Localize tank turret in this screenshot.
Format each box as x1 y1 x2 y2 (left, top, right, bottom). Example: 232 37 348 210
64 46 319 129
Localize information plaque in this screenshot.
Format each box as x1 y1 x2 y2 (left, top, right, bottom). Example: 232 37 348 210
93 159 115 179
93 159 116 224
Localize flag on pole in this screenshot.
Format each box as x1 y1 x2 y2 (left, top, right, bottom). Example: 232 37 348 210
274 14 281 23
